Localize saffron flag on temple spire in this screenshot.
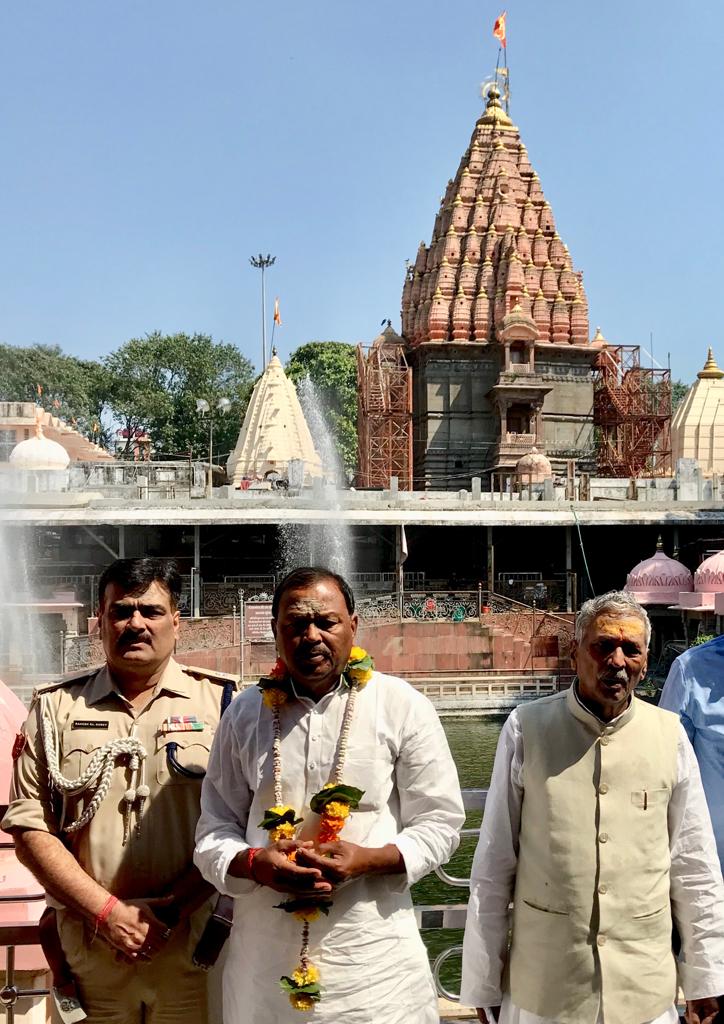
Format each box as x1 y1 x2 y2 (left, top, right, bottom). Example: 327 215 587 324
493 11 507 48
273 298 282 326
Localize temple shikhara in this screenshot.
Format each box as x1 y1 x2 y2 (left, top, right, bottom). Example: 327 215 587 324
358 81 672 489
226 351 324 487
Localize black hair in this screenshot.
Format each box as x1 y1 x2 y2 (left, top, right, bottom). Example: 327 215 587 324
271 566 355 618
97 558 182 610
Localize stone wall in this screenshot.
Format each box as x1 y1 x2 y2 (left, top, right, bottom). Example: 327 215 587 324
179 613 574 680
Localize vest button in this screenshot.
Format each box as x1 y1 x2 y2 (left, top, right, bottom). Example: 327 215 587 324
599 783 609 794
600 736 610 746
599 832 609 843
597 934 607 946
598 883 608 894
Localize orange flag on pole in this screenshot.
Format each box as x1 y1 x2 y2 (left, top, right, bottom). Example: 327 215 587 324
493 11 507 48
273 298 282 326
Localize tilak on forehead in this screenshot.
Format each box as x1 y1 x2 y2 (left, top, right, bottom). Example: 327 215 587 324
592 613 647 638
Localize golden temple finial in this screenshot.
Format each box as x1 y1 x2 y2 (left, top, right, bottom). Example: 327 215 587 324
697 347 724 379
34 406 45 440
480 83 513 127
656 535 664 551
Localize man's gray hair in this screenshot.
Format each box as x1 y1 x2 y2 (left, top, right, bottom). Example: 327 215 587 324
575 590 651 648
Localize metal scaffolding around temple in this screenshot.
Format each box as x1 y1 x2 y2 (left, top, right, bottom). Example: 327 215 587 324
356 324 413 490
593 334 673 478
357 69 674 487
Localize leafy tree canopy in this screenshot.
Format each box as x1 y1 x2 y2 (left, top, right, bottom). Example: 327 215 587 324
0 343 109 443
671 380 689 412
102 332 255 459
0 334 255 461
285 341 358 476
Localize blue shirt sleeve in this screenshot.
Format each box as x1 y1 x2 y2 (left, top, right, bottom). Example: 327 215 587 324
660 657 696 742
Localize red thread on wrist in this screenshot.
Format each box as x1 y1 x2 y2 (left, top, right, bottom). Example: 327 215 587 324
95 894 118 929
246 847 263 882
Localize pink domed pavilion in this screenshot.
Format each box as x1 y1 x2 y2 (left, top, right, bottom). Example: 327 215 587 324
625 539 693 605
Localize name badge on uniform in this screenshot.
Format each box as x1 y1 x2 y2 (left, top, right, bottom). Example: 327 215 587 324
161 715 204 733
72 720 109 730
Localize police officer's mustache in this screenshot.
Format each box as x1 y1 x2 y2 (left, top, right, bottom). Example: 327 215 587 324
119 630 152 646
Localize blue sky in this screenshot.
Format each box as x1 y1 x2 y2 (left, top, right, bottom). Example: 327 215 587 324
0 1 721 384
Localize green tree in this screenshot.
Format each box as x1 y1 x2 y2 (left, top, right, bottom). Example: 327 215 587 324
0 343 110 445
285 342 358 476
671 380 689 412
102 332 255 460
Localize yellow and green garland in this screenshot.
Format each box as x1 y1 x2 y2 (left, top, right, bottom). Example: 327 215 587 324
257 646 374 1011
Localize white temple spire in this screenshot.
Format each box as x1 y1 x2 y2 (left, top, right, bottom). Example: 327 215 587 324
226 354 323 487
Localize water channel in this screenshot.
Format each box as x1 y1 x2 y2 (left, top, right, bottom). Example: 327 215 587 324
415 716 504 993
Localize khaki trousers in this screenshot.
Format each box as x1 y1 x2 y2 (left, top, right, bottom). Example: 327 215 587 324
59 916 208 1024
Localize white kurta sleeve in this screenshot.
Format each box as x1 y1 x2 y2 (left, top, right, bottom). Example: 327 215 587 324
392 692 465 884
194 699 257 897
669 723 724 1000
460 712 523 1009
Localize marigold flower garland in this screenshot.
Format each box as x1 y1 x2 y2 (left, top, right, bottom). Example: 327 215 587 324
257 645 374 1011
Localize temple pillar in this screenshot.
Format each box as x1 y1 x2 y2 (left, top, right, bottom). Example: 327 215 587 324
534 403 543 443
498 400 508 437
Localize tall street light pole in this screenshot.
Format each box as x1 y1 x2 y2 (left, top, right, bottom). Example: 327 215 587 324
249 253 276 369
196 397 231 498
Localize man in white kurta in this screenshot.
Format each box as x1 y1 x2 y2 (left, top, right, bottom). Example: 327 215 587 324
461 591 724 1024
194 568 464 1024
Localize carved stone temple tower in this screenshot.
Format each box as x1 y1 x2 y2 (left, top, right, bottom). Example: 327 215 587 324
400 84 601 488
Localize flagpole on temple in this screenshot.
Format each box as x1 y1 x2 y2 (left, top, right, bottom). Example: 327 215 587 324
270 297 282 353
492 11 509 111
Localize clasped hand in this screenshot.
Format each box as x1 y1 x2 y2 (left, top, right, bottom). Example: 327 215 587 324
685 997 720 1024
100 896 175 962
249 839 370 894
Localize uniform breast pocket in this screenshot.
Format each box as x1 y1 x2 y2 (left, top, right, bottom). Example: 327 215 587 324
156 733 212 785
60 735 106 781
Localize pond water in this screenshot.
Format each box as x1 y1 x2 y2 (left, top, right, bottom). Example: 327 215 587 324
415 716 505 992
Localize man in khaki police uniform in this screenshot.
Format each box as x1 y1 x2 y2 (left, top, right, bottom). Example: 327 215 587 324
461 590 724 1024
3 557 238 1023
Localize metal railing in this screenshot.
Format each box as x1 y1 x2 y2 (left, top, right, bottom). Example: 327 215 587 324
0 925 48 1023
417 788 486 1002
415 678 559 699
0 813 48 1023
357 591 482 623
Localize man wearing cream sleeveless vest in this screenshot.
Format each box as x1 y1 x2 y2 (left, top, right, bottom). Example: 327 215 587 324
461 590 724 1024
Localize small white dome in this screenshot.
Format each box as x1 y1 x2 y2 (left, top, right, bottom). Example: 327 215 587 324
9 435 70 471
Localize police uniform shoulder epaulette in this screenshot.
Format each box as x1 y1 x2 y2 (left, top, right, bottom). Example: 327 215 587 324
178 664 242 688
31 667 102 703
